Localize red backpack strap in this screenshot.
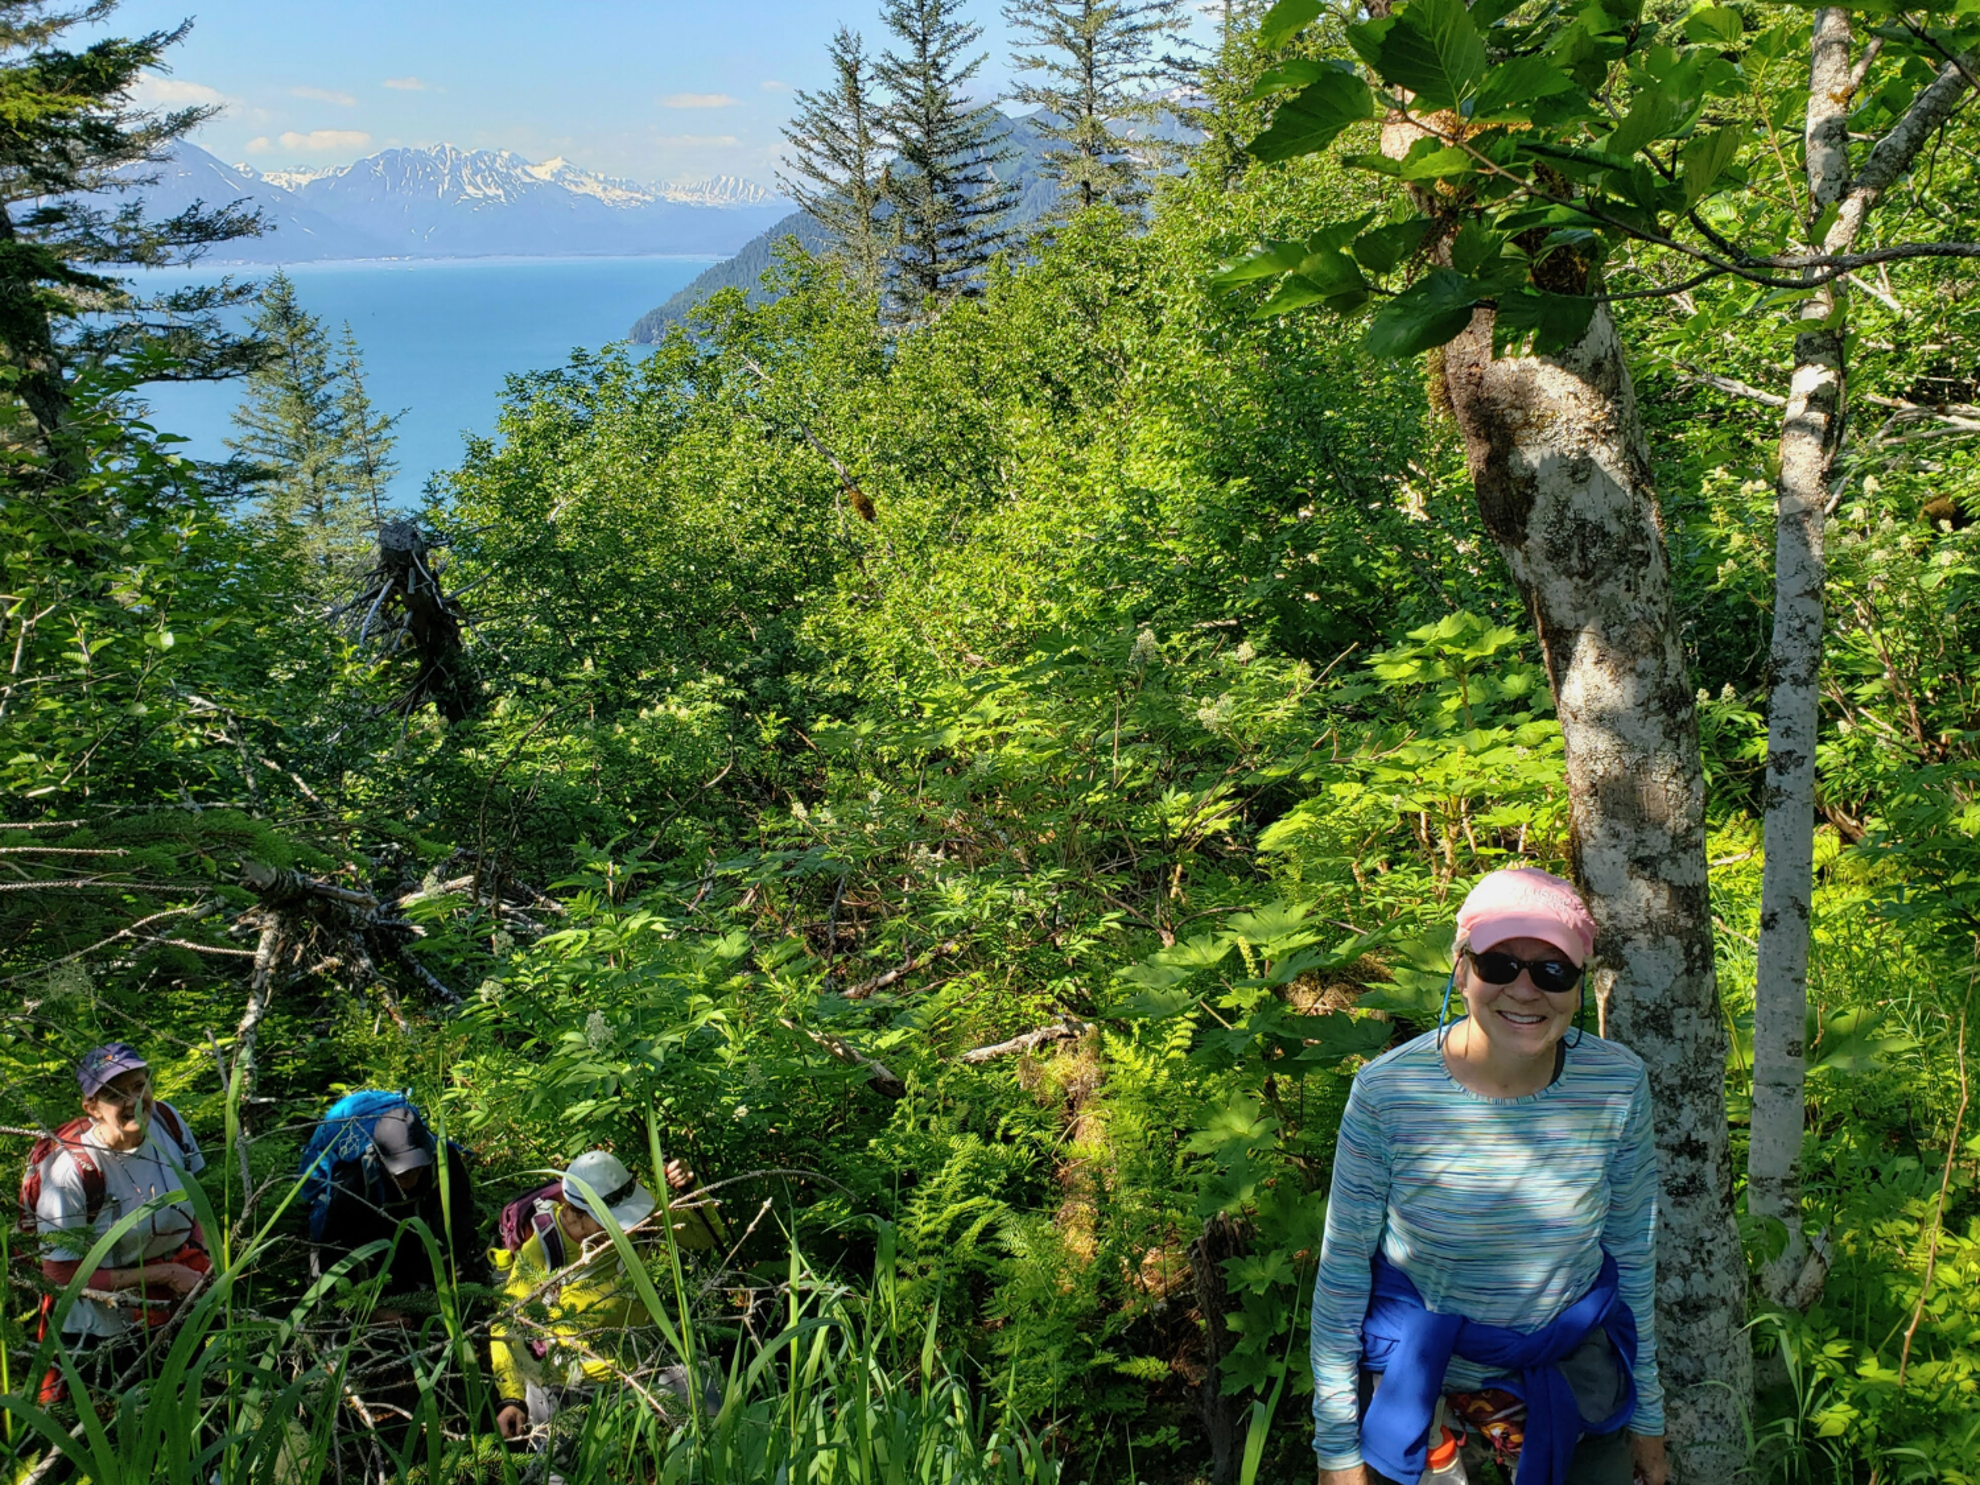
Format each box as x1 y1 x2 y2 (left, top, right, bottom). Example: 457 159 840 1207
151 1101 187 1150
21 1120 106 1286
48 1118 107 1227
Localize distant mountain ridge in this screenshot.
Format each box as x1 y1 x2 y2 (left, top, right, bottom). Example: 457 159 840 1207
627 107 1194 342
117 143 790 263
239 152 777 211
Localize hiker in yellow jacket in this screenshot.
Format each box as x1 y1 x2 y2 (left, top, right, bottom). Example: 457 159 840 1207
490 1149 718 1440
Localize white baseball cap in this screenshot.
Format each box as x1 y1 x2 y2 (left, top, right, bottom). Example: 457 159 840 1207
562 1150 656 1230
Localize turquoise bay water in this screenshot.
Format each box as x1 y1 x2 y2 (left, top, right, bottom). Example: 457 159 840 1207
134 255 715 504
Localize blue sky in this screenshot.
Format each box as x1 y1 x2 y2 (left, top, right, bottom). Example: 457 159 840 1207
99 0 1210 187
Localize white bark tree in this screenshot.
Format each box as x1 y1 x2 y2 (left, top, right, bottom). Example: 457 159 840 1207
1749 21 1979 1309
1230 0 1980 1469
1439 304 1750 1480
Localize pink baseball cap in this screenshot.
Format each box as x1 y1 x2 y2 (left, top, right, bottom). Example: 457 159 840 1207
1455 867 1596 967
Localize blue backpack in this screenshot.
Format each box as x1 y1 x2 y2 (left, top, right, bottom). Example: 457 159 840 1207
297 1089 422 1243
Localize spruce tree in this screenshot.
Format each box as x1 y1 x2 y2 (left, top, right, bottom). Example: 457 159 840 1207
779 27 894 299
1003 0 1187 215
0 2 262 471
226 273 370 586
334 321 401 524
875 0 1015 316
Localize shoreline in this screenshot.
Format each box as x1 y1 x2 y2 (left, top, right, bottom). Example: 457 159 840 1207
161 251 729 272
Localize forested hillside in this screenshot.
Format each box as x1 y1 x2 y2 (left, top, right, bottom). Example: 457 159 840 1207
628 108 1070 339
7 0 1980 1482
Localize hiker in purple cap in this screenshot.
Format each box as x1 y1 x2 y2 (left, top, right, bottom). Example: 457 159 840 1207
18 1043 209 1406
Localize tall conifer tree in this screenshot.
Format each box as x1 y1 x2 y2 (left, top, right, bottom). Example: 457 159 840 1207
334 321 400 525
0 1 262 474
1003 0 1187 214
226 273 370 586
779 27 894 298
875 0 1015 316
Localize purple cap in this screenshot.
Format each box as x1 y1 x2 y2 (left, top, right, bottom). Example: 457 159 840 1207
78 1043 149 1098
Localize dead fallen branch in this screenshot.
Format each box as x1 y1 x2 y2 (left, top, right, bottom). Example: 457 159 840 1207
334 521 478 720
961 1017 1092 1064
841 940 962 1000
779 1018 906 1099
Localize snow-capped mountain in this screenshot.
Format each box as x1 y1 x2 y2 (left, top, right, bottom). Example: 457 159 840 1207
112 143 789 263
525 156 658 207
245 163 340 193
658 175 775 208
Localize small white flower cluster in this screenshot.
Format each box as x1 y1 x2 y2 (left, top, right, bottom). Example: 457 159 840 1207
584 1009 613 1051
1196 694 1235 733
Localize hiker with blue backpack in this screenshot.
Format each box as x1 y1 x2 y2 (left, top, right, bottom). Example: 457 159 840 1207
298 1089 480 1319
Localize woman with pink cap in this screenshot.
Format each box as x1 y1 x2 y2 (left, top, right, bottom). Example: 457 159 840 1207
1308 867 1667 1485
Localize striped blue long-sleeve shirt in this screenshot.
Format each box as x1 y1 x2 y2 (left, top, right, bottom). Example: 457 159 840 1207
1309 1026 1664 1469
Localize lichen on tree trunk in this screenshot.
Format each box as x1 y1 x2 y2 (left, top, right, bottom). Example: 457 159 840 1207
1440 304 1751 1479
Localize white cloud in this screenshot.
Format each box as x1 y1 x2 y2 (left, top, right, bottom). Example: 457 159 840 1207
656 133 741 147
661 92 739 109
382 76 430 91
244 136 272 153
279 129 372 152
290 85 357 106
131 72 228 108
760 79 790 92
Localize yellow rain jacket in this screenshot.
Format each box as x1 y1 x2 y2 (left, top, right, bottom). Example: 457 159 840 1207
489 1202 722 1406
490 1224 652 1403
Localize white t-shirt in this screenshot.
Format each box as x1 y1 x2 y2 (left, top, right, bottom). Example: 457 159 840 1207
34 1103 206 1337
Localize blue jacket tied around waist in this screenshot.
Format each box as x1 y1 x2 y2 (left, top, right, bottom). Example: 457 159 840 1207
1359 1250 1637 1485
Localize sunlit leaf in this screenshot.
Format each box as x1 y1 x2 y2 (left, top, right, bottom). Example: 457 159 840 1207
1364 269 1480 358
1250 58 1331 100
1470 53 1580 120
1247 69 1376 162
1259 0 1325 48
1370 0 1489 111
1211 240 1309 289
1680 127 1744 206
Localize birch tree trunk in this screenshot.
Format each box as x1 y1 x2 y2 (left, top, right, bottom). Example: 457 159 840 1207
1439 306 1749 1480
1747 21 1979 1308
1750 6 1853 1308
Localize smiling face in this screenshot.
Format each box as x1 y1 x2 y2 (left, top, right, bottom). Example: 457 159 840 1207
1457 935 1582 1061
83 1066 153 1151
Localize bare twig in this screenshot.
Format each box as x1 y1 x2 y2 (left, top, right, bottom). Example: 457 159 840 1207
391 942 463 1006
232 923 285 1106
841 940 962 1000
778 1019 906 1098
740 357 877 521
1677 366 1788 407
0 903 210 986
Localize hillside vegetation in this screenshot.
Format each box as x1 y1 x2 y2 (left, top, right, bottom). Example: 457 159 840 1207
6 1 1980 1483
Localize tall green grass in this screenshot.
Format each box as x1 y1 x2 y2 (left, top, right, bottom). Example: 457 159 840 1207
2 1109 1060 1484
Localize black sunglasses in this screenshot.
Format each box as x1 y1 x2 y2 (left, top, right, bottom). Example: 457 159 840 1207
1465 948 1583 995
